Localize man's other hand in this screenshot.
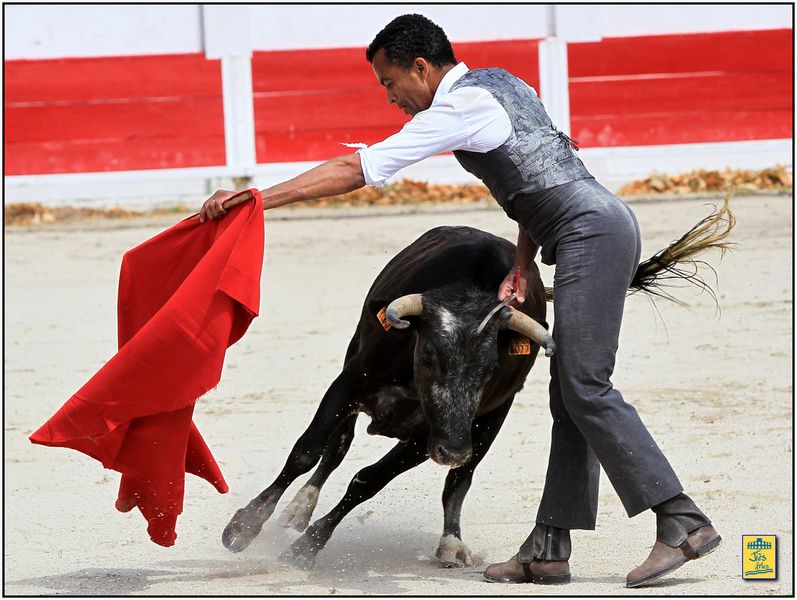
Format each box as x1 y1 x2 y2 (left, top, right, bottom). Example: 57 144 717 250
199 189 238 223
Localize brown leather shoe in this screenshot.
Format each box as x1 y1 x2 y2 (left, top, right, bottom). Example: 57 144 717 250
484 553 571 584
626 524 722 588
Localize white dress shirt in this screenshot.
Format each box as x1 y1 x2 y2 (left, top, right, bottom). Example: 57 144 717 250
357 62 513 188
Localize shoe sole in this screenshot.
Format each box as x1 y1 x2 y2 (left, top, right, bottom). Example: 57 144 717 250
696 534 722 557
626 535 722 589
483 573 571 585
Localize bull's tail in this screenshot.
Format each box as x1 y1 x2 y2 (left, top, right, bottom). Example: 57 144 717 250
544 192 736 305
628 192 735 305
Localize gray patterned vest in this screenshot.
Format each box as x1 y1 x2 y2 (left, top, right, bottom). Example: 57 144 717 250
449 68 592 216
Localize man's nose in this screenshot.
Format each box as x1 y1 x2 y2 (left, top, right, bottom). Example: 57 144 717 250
386 90 397 105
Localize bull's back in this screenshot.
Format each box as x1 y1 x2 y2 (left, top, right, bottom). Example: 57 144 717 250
365 226 516 305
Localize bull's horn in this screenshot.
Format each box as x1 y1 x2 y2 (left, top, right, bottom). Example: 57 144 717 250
386 294 424 329
505 307 556 357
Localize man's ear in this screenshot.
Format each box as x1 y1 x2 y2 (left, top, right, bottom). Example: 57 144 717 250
413 57 429 80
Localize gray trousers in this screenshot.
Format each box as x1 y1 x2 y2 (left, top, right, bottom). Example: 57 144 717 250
512 178 683 531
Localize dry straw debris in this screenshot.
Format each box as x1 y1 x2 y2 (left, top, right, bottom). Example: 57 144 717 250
303 179 493 208
3 204 188 227
4 167 791 226
617 165 792 195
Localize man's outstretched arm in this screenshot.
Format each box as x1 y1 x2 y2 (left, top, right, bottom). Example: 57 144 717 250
199 153 365 222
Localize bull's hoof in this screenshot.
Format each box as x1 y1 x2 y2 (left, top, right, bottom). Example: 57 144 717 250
222 506 268 553
277 485 319 533
435 534 473 567
277 533 324 569
277 509 310 533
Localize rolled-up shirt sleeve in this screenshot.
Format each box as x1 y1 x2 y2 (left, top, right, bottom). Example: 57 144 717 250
357 100 473 188
356 84 512 187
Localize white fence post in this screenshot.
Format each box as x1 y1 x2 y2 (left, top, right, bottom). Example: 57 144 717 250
537 4 604 136
537 36 571 136
220 54 257 176
202 6 257 179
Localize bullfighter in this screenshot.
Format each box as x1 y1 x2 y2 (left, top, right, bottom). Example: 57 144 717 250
199 13 721 588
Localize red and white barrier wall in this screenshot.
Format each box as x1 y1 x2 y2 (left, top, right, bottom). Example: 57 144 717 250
4 5 792 206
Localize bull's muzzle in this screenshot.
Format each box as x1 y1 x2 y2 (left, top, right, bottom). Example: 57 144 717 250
429 439 473 468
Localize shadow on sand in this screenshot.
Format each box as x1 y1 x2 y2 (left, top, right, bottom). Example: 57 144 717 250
6 517 707 596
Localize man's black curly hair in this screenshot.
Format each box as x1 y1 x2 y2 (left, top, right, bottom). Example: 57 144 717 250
366 14 457 69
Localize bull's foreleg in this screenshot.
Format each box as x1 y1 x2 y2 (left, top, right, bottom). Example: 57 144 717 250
279 437 429 569
436 398 514 568
277 413 358 532
222 364 362 553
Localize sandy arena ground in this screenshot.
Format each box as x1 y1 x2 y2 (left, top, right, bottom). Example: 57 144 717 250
4 193 793 596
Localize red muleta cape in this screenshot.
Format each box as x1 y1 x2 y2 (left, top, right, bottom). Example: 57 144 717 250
30 190 264 547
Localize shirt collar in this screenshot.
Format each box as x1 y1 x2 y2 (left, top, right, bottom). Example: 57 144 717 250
432 62 469 104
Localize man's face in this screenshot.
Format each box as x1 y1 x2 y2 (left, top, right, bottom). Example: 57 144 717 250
371 48 435 117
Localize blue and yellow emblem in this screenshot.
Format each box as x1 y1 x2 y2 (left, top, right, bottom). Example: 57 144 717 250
742 535 777 579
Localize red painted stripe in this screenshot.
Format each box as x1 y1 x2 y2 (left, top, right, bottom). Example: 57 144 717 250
251 39 540 163
568 29 792 147
572 110 792 147
4 31 791 175
8 137 226 175
254 93 410 135
568 29 793 76
5 54 224 102
4 53 224 175
456 39 540 89
256 128 402 164
251 40 540 91
6 98 225 142
570 73 792 116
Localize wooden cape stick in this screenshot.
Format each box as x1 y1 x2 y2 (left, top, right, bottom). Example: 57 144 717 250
189 189 256 220
221 189 256 211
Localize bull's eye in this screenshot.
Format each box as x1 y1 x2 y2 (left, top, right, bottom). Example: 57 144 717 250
421 347 435 367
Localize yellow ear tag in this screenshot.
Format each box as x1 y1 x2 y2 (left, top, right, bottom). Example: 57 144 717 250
509 336 532 355
376 306 392 331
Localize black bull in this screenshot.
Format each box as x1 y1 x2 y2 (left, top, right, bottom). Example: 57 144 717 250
222 201 734 568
